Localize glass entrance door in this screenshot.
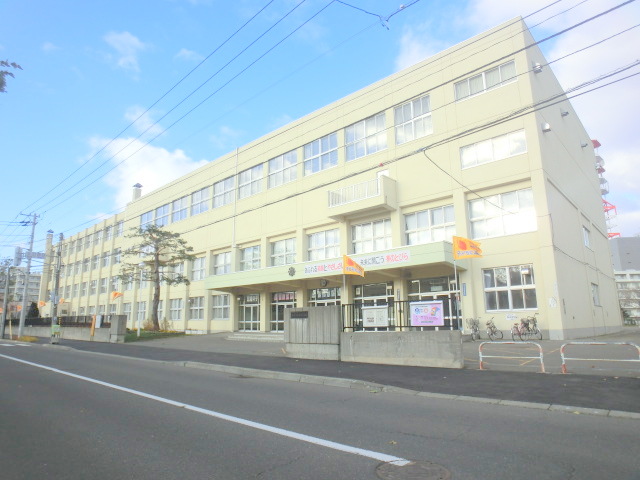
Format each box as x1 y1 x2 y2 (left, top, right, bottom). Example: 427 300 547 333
238 294 260 331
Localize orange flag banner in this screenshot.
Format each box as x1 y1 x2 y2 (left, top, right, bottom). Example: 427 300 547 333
38 301 46 307
111 291 124 300
452 236 483 260
343 255 365 277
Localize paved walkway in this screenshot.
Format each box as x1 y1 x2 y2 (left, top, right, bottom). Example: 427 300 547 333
26 328 640 417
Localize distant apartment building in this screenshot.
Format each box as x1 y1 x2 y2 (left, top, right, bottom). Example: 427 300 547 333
610 237 640 324
1 268 42 319
41 18 622 340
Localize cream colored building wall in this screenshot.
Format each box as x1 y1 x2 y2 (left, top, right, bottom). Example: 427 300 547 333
44 18 621 338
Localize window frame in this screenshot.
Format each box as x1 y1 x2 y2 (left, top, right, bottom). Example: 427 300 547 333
238 165 263 199
483 264 537 311
191 187 210 216
469 188 536 239
268 150 298 188
454 60 517 101
213 176 235 208
303 132 338 176
345 112 387 161
394 95 433 145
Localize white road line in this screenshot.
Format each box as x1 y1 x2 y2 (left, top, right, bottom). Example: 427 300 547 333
0 353 410 467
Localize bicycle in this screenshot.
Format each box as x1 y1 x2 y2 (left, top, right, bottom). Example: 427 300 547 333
485 317 503 340
511 313 542 341
466 317 481 341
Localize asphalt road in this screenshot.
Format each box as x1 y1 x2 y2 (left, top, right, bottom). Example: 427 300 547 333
1 345 639 480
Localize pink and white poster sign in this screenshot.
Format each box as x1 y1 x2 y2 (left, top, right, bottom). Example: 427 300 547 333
410 301 445 327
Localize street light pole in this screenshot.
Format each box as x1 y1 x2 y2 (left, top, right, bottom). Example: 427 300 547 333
18 213 37 338
0 266 11 339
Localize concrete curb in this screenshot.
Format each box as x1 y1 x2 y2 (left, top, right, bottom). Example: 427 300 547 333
21 342 640 421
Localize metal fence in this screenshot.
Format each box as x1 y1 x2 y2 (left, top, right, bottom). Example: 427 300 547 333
342 300 461 332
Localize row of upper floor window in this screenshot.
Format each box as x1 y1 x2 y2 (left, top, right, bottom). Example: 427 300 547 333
55 184 537 282
139 60 519 229
61 221 124 258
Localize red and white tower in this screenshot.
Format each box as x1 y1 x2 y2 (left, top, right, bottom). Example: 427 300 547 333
593 139 620 238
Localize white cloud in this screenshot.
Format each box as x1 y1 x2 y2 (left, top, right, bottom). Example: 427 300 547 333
209 125 244 151
89 136 208 209
395 24 444 71
103 31 148 74
124 105 165 137
42 42 59 53
174 48 204 62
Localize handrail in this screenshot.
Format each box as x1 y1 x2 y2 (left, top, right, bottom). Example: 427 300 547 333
560 341 640 374
478 341 545 373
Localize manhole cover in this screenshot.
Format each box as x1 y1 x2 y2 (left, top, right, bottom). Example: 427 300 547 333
376 460 451 480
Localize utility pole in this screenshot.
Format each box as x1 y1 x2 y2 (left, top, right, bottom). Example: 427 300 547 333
51 233 64 328
18 213 38 338
1 265 10 339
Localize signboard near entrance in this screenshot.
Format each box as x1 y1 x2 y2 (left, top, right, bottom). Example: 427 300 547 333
362 306 389 328
410 300 445 327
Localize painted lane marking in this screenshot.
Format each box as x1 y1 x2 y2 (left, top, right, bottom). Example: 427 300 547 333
0 353 410 467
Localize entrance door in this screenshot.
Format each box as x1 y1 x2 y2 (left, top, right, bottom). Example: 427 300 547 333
270 291 295 332
238 294 260 331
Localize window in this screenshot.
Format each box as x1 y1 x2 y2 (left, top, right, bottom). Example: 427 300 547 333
110 276 120 293
352 219 391 254
213 176 235 208
582 226 591 248
72 284 79 298
308 229 340 261
105 226 113 241
591 283 601 306
191 257 206 281
170 298 183 321
212 294 230 320
346 113 387 161
81 282 87 296
238 165 263 199
454 60 516 101
85 235 92 250
83 258 90 272
140 211 153 228
460 130 527 169
268 150 297 188
92 255 99 270
483 264 537 311
157 300 164 323
74 261 81 275
172 196 189 222
155 204 170 227
123 303 131 321
405 205 455 245
108 304 117 315
395 95 432 145
189 297 204 320
304 132 338 175
271 238 296 266
469 188 536 239
90 280 97 295
240 246 261 271
95 230 103 244
66 264 73 277
171 262 185 277
64 285 71 299
76 237 83 252
213 252 231 275
116 221 124 237
102 251 110 268
191 187 210 216
137 301 147 324
112 248 121 264
69 240 76 253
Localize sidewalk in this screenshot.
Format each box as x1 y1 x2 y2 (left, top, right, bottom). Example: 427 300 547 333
36 329 640 417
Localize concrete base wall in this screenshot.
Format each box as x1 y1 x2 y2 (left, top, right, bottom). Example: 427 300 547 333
19 325 121 343
340 330 463 368
285 343 340 360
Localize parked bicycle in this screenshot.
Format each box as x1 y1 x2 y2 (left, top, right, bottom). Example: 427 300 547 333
511 313 542 341
485 317 503 340
466 317 481 341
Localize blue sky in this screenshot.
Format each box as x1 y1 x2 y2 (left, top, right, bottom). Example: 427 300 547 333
1 0 639 271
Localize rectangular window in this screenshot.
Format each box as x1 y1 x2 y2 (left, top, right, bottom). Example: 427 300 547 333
240 246 261 271
81 282 87 296
352 219 392 254
82 258 90 272
110 276 119 293
92 255 99 270
74 261 81 275
583 226 591 248
454 60 516 101
346 113 387 161
95 230 103 244
157 300 164 323
189 296 204 320
191 256 206 281
461 130 527 169
405 205 455 245
123 303 131 321
137 301 147 323
112 248 121 264
69 240 76 253
99 278 107 294
591 283 601 306
140 211 153 228
483 264 537 311
105 226 113 241
171 262 184 277
213 176 235 208
172 196 189 222
155 204 170 227
307 229 339 261
212 294 230 320
64 285 71 299
304 132 338 175
90 280 97 295
108 304 117 315
394 95 432 145
469 188 536 239
268 150 297 188
85 235 92 250
271 238 296 266
116 221 124 237
76 237 83 252
238 165 263 199
170 298 183 321
72 284 79 297
191 187 210 216
213 252 231 275
102 251 110 268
